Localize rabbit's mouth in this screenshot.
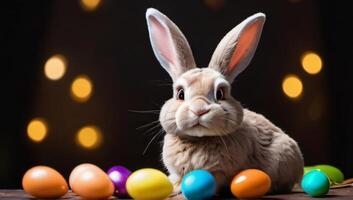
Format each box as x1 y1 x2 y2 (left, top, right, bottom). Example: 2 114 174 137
189 119 210 129
176 115 230 137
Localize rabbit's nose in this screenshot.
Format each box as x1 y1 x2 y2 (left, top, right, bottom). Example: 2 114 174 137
189 99 210 116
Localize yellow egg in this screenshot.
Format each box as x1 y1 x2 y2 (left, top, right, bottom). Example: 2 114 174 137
230 169 271 199
126 168 173 200
22 166 68 198
69 163 114 199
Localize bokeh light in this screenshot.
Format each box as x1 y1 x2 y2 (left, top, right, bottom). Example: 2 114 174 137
44 55 67 80
76 126 102 149
301 52 322 75
27 118 48 142
71 75 93 102
204 0 225 10
282 75 303 99
80 0 101 11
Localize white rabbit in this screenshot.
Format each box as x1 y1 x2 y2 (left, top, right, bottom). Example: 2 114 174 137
145 8 304 194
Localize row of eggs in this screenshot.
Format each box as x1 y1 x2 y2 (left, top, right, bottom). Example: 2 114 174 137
22 164 272 199
23 163 343 199
23 164 128 199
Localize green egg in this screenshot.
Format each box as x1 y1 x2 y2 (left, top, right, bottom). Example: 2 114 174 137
304 166 314 175
314 165 344 184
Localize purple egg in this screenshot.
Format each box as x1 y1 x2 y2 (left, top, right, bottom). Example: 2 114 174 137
107 166 132 197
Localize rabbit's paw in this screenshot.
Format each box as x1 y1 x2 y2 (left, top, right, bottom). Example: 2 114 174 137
172 183 181 196
169 174 182 196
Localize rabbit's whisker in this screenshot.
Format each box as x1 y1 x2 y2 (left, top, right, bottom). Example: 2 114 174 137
163 117 176 122
136 120 160 130
164 121 178 134
129 109 161 114
142 128 164 155
222 117 237 124
143 123 162 136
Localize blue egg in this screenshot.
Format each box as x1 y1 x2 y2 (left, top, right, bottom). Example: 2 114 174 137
181 170 216 200
301 170 330 197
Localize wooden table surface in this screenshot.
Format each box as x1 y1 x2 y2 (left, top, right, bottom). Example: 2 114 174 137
1 187 353 200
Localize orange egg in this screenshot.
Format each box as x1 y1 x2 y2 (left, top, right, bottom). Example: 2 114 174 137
22 166 68 198
230 169 271 199
69 163 97 187
69 163 114 199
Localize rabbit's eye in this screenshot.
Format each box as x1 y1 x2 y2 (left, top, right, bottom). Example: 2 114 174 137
216 88 225 100
177 88 184 100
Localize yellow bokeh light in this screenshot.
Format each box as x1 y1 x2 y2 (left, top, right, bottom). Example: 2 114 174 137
27 118 48 142
282 75 303 99
80 0 101 11
76 126 102 149
71 75 93 102
44 55 67 80
301 52 322 75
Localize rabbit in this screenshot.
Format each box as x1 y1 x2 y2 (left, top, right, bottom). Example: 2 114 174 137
145 8 304 195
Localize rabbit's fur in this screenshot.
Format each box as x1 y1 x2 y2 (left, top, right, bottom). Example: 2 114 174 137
146 8 304 194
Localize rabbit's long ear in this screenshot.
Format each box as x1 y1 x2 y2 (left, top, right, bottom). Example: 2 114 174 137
208 13 265 83
146 8 196 81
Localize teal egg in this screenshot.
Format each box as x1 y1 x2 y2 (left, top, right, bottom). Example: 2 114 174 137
181 170 216 200
301 170 330 197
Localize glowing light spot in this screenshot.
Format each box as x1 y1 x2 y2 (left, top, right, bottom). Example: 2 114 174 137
301 52 322 75
44 55 67 80
204 0 225 10
282 75 303 99
76 126 102 149
80 0 101 11
71 75 93 102
27 119 48 142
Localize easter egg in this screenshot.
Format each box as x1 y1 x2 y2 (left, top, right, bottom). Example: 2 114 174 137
22 166 68 198
230 169 271 199
181 170 216 200
107 165 132 197
314 165 344 183
69 163 96 187
301 170 329 197
69 163 114 199
304 166 314 175
126 168 173 200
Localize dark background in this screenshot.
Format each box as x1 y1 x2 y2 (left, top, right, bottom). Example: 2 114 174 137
1 0 352 188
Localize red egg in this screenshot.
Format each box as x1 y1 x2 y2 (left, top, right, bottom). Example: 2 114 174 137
22 166 68 198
